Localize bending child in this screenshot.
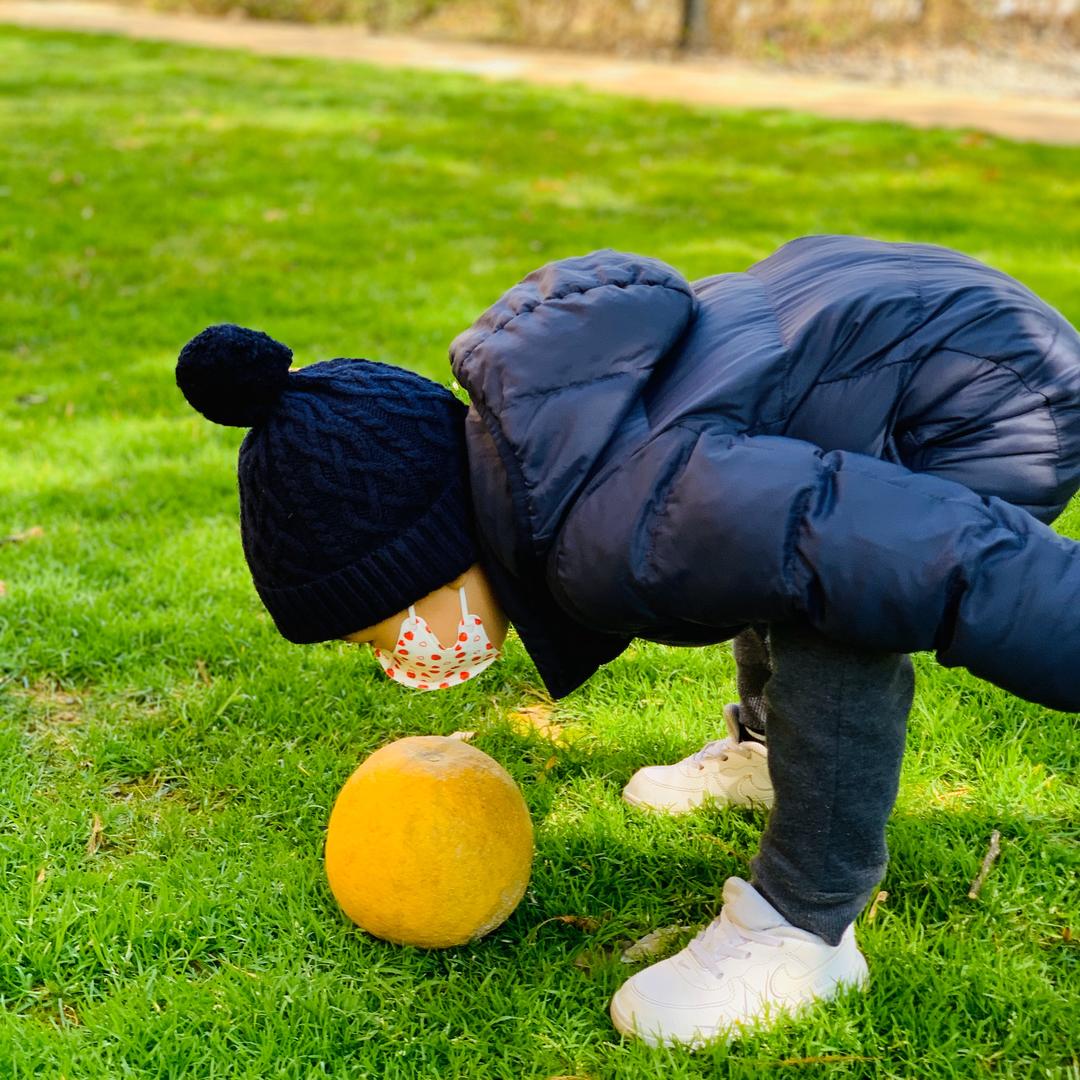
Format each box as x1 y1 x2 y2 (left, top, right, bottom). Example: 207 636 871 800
177 235 1080 1048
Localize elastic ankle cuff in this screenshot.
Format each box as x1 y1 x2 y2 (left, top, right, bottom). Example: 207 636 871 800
750 856 884 946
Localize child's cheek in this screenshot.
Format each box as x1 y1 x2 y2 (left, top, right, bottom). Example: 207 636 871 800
373 627 404 655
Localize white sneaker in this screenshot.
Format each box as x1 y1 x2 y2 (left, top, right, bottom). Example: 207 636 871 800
621 704 773 814
610 878 869 1048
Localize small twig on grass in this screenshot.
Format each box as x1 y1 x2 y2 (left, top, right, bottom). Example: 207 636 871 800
774 1055 877 1066
86 813 104 856
866 890 888 922
968 829 1002 899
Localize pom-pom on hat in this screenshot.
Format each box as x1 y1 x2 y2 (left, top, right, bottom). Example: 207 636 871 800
176 324 477 644
177 324 293 427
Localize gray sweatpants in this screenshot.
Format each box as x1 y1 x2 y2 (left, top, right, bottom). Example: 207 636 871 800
734 622 915 946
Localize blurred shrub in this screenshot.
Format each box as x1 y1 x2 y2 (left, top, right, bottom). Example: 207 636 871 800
144 0 1080 51
148 0 441 27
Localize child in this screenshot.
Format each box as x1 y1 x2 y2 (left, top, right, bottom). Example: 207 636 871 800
177 235 1080 1049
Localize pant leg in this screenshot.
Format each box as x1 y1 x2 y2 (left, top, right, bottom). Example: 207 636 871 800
749 619 915 946
732 623 771 739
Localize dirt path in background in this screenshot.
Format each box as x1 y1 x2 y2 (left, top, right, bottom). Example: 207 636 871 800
4 0 1079 144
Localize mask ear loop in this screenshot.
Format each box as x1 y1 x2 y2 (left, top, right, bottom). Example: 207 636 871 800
408 605 417 619
458 586 469 622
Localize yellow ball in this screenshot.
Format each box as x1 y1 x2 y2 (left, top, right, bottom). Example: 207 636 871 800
325 735 534 948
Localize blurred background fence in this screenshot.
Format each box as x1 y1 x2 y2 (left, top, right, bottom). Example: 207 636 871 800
139 0 1080 54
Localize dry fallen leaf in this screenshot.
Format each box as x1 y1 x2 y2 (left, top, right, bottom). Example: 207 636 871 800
621 924 692 963
86 813 104 856
932 785 972 804
507 703 572 747
195 659 211 686
448 730 476 742
2 525 45 544
35 866 46 884
551 914 601 932
508 702 555 729
527 912 603 943
1038 927 1078 948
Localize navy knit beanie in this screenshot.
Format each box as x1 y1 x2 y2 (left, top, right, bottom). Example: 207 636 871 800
176 324 477 643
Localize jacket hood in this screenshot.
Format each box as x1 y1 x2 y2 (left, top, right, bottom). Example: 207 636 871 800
451 249 697 559
450 249 698 695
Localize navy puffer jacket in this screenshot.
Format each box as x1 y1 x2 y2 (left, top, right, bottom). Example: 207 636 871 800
450 236 1080 711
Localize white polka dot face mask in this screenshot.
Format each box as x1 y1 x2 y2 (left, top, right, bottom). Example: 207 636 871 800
372 587 500 691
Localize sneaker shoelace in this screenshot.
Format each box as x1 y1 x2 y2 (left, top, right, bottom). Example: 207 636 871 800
687 738 752 768
687 911 785 976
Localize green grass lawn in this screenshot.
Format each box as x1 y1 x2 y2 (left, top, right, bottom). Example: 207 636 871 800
2 24 1079 1078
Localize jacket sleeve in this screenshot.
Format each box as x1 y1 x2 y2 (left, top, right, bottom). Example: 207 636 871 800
549 425 1080 712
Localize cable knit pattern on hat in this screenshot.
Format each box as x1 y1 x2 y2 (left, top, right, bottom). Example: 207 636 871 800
177 326 477 644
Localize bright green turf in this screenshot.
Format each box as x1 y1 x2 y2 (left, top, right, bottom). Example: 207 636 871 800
1 24 1078 1079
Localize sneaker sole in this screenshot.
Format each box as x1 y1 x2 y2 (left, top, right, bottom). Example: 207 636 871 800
621 787 773 815
620 788 699 815
610 965 870 1049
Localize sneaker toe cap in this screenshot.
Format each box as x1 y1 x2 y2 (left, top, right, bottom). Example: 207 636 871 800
621 766 701 813
610 964 737 1048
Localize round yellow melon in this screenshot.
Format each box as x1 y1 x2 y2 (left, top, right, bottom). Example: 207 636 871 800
325 735 534 948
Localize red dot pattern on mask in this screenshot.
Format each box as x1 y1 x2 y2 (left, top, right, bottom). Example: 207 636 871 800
373 609 499 692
